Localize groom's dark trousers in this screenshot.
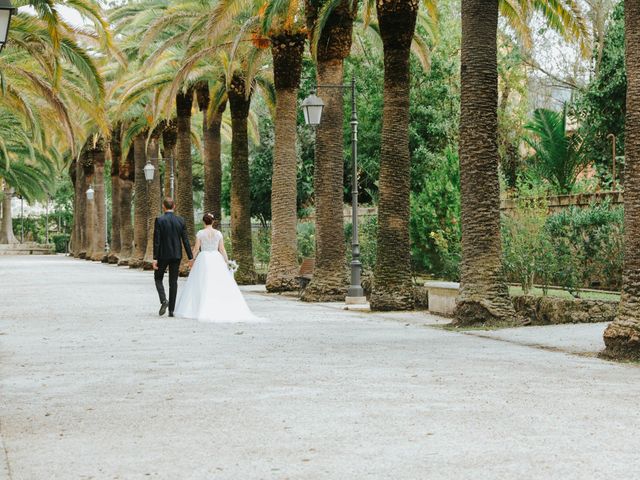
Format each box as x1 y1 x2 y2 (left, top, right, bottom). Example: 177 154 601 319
153 212 193 313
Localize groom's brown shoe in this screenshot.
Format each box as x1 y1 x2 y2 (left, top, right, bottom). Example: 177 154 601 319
159 301 168 316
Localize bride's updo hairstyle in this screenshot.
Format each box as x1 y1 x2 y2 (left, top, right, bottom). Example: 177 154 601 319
203 212 220 228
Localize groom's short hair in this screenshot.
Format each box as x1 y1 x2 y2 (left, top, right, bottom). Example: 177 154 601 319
163 198 175 210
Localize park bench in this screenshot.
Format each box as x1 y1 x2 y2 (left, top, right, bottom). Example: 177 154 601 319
424 281 459 316
296 258 315 296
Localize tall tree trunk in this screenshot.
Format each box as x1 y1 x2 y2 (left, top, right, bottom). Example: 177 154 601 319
82 151 95 261
89 141 107 262
161 119 177 200
602 0 640 360
0 181 18 244
228 72 256 284
266 32 306 292
130 134 149 268
69 161 79 255
454 0 516 326
176 89 195 274
109 128 122 263
302 0 355 302
370 0 418 311
118 149 135 265
75 151 89 258
198 83 226 219
143 133 162 269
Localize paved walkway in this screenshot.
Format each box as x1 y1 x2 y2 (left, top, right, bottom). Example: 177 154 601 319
1 256 639 479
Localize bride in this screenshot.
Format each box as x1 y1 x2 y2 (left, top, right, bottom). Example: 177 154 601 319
174 213 261 322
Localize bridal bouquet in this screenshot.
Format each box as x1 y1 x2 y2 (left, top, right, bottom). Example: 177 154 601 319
227 260 239 275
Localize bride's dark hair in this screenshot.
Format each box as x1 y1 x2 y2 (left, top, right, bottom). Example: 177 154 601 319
202 212 219 227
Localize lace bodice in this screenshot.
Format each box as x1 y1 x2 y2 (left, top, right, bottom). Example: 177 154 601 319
197 229 222 252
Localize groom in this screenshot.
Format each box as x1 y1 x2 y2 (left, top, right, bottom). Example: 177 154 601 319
152 198 193 317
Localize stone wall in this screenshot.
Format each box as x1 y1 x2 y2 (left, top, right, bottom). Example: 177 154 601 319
512 295 617 325
501 191 623 214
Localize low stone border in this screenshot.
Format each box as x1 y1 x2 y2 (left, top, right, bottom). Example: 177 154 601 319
512 295 617 325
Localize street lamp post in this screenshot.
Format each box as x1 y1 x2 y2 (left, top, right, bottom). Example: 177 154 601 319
302 77 367 306
0 0 16 53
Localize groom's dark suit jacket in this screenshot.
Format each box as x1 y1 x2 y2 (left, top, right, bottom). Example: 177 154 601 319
153 212 193 261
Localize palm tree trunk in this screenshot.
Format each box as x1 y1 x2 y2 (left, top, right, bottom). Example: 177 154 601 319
454 0 516 326
143 134 162 269
77 151 89 258
130 134 149 268
302 0 355 301
176 89 195 274
602 0 640 360
266 32 306 292
228 72 256 285
108 130 122 263
69 162 79 255
83 157 95 261
161 119 177 200
206 108 226 219
197 83 226 218
90 142 107 261
0 182 18 244
118 149 135 265
370 0 418 311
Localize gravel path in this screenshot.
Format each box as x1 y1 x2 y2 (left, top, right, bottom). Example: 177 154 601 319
1 256 639 480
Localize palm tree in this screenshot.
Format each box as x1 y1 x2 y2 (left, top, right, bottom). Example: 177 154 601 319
143 127 163 268
265 30 307 292
368 1 423 311
524 107 588 194
108 126 122 263
175 87 196 272
454 0 517 326
301 0 356 302
602 0 640 360
228 71 257 284
129 132 150 268
197 81 227 220
118 148 135 265
89 138 107 262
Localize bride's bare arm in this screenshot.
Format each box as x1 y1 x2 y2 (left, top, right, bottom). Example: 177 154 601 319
192 237 201 261
218 234 229 262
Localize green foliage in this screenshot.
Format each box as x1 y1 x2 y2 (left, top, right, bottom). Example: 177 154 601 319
501 202 624 295
297 222 316 262
524 107 588 194
409 147 461 281
344 216 378 272
574 1 625 185
501 197 554 294
52 234 70 253
545 202 623 293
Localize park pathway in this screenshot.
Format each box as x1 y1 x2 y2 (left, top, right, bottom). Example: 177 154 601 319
1 256 640 479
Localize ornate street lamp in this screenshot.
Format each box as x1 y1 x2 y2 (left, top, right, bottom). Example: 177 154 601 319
0 0 16 53
86 185 95 201
301 93 325 127
144 161 155 182
302 78 367 307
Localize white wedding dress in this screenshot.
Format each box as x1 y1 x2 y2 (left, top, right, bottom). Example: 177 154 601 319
174 228 261 323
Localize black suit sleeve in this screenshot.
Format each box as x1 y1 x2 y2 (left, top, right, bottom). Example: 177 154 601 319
153 217 160 260
181 220 193 260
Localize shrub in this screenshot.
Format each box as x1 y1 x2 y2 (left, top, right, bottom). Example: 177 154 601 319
344 215 378 272
52 234 70 253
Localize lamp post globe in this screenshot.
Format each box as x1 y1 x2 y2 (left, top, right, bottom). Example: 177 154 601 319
143 161 155 182
86 185 95 201
301 93 325 127
0 0 16 53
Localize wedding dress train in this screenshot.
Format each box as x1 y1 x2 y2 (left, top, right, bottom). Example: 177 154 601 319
174 229 261 323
